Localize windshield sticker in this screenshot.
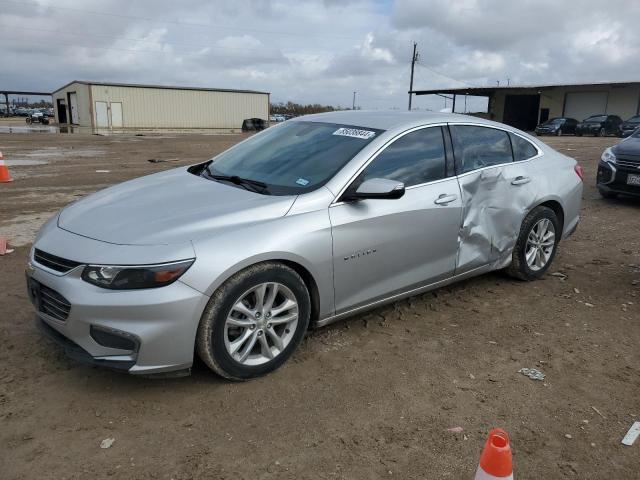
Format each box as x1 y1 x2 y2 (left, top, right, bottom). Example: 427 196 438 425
333 127 376 140
295 178 310 186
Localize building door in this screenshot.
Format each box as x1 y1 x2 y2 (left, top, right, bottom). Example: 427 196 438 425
56 99 67 124
110 102 123 128
563 91 608 121
68 92 79 124
95 101 109 128
503 94 540 131
539 108 550 124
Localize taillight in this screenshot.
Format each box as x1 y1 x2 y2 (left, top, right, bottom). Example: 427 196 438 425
574 164 584 181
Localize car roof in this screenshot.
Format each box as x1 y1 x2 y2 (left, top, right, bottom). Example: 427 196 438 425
291 110 503 131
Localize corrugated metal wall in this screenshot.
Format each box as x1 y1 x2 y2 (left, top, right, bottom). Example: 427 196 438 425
89 85 269 130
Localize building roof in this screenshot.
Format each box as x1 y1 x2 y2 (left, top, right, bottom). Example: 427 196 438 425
411 80 640 96
52 80 269 95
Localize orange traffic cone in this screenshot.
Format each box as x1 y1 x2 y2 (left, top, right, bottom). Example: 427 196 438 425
0 151 13 183
475 428 513 479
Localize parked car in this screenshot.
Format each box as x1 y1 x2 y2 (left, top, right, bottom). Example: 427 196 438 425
241 117 266 131
576 114 622 137
535 117 578 136
269 114 285 123
597 129 640 199
618 115 640 138
27 112 583 380
25 110 49 125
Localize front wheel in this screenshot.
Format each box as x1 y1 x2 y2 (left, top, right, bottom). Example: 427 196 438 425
599 188 618 200
196 262 310 380
556 129 562 136
599 128 606 137
505 206 560 281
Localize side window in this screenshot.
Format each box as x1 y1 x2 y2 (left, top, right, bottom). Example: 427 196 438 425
509 133 538 162
360 127 446 187
451 126 513 174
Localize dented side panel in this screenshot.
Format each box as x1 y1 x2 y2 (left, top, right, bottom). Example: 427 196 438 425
455 162 534 274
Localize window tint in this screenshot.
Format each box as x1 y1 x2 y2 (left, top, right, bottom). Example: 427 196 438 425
360 127 446 187
510 133 538 162
451 126 513 173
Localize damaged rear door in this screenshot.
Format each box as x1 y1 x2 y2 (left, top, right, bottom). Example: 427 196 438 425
449 124 538 274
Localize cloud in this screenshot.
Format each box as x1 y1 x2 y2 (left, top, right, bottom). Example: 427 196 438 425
0 0 639 112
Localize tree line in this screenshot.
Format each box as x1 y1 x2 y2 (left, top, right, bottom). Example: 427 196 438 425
270 101 347 116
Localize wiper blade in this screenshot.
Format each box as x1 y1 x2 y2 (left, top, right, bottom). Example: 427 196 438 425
205 172 269 194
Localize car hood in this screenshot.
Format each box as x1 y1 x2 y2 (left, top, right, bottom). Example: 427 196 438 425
613 136 640 156
58 167 297 245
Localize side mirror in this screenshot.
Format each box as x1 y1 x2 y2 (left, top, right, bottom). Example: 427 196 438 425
342 178 405 202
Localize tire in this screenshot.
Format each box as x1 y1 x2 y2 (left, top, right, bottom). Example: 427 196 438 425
599 128 606 137
505 206 560 281
196 262 311 381
576 132 582 137
599 189 618 200
556 129 562 136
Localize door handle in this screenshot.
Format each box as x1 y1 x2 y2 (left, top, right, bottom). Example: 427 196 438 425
434 193 458 205
511 176 531 186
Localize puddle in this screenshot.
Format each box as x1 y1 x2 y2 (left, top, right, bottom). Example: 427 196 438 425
0 125 58 134
5 159 49 166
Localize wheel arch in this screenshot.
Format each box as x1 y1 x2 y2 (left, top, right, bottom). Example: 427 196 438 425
202 253 324 327
536 199 565 233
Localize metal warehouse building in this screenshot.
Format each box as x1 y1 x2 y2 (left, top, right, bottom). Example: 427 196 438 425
52 81 270 133
412 81 640 131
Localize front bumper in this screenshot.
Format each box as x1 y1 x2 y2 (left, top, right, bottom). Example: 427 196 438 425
27 252 210 376
596 160 640 197
535 128 557 135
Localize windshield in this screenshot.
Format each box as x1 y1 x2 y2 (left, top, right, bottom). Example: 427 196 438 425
207 121 384 195
584 115 606 122
627 116 640 123
544 118 564 125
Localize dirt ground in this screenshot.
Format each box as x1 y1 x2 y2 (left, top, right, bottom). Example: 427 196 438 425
1 131 639 479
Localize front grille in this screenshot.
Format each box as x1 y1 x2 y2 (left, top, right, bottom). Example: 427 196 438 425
34 249 82 273
38 284 72 321
616 155 640 170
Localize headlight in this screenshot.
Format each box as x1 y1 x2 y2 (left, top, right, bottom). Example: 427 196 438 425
601 148 616 164
82 259 194 290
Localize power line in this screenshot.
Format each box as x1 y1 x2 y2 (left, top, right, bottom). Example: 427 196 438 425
414 61 476 88
0 0 362 40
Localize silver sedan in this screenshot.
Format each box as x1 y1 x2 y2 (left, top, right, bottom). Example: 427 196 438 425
27 111 583 380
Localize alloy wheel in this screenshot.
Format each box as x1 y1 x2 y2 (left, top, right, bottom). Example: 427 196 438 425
525 218 556 272
224 282 298 366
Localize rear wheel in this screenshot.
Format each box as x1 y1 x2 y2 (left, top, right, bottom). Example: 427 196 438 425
196 262 310 380
506 206 560 281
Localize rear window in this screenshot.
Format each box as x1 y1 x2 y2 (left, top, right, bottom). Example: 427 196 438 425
451 126 513 173
510 133 539 162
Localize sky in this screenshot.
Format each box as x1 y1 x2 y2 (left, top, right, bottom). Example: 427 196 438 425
1 0 639 111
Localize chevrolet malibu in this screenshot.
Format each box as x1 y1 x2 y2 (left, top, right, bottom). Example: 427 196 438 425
27 111 583 380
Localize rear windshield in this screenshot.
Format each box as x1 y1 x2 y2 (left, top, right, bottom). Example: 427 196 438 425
207 121 384 195
584 115 606 122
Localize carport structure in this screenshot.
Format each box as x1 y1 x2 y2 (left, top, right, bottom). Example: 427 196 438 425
410 81 640 131
1 90 52 114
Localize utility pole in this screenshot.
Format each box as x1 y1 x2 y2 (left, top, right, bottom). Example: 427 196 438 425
408 42 418 111
352 91 356 110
